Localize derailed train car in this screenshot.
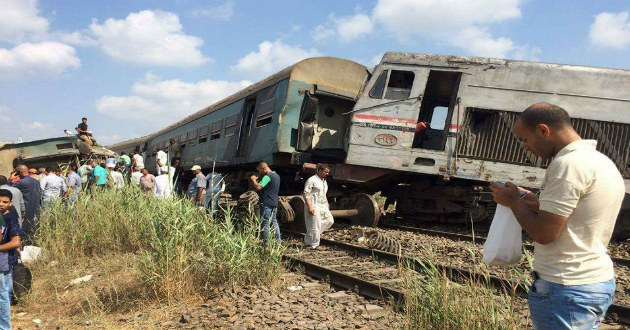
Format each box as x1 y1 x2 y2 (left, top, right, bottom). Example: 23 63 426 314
0 136 117 175
108 57 369 192
108 53 630 238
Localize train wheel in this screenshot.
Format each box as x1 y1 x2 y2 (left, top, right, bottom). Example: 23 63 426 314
287 196 306 233
350 193 380 227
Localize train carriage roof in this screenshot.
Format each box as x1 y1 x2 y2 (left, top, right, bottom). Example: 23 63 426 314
108 57 367 149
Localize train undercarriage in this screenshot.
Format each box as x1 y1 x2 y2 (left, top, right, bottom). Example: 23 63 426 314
216 164 630 241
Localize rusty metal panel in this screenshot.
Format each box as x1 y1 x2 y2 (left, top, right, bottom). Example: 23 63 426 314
457 107 630 178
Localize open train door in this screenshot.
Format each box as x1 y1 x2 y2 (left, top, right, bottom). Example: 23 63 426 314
296 92 319 152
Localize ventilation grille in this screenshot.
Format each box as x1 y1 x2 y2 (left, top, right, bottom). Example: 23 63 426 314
456 108 630 178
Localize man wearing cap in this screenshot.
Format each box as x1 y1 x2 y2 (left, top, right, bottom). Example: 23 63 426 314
187 165 206 206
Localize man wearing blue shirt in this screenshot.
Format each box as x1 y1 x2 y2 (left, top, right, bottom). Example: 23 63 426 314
91 161 108 187
0 189 21 330
250 162 281 244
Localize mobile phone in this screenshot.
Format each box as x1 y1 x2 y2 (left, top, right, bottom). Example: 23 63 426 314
494 181 527 196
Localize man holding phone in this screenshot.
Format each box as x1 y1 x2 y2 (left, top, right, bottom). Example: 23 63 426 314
490 103 624 330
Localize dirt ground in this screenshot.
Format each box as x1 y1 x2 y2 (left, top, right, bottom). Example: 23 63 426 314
11 256 400 330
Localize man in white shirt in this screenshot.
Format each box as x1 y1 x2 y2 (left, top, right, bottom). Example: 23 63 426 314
491 103 624 330
131 166 143 186
109 165 125 189
132 150 144 171
0 175 25 225
154 165 175 199
40 167 67 206
303 164 334 250
156 149 168 175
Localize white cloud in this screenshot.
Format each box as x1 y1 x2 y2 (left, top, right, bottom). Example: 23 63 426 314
191 1 234 20
57 31 99 47
372 0 522 38
336 13 374 42
0 0 49 43
96 73 251 127
368 0 534 59
232 40 319 80
0 42 81 80
311 12 374 43
450 27 515 58
589 11 630 49
89 10 209 67
0 106 60 142
311 25 335 42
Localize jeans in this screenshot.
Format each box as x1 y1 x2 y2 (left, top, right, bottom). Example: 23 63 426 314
205 190 221 214
260 204 281 244
528 277 615 330
0 271 12 330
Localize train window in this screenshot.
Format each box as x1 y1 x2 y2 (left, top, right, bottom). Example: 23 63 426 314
324 107 335 118
179 134 186 149
429 106 448 130
224 114 238 136
369 70 388 99
56 143 73 150
198 126 209 144
384 70 414 100
210 120 222 140
187 130 197 146
256 114 272 127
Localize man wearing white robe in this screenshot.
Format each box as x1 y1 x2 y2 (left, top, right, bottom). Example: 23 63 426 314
154 165 175 199
303 164 334 250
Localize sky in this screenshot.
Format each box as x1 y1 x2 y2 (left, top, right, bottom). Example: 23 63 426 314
1 0 629 145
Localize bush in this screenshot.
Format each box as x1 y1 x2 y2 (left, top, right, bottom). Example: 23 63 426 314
36 185 285 300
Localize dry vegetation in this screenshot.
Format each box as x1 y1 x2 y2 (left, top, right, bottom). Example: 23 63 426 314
16 185 285 329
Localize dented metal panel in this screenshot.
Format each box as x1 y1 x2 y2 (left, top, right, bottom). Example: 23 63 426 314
347 52 630 192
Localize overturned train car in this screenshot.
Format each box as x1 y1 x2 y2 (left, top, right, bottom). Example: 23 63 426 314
0 136 117 175
108 53 630 239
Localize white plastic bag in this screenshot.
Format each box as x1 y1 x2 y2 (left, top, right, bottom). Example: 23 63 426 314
482 204 522 266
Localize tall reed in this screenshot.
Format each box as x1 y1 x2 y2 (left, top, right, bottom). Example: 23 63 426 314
36 185 285 300
401 250 526 330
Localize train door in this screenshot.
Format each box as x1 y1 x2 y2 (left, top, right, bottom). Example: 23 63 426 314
412 70 461 151
237 98 256 157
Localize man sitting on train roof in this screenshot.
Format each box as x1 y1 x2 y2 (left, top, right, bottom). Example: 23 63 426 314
76 117 96 148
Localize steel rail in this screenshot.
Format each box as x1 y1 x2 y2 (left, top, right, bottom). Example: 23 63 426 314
282 254 404 304
282 228 630 325
380 223 630 268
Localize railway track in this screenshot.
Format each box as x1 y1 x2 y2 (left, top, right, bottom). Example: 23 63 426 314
282 228 630 326
379 222 630 268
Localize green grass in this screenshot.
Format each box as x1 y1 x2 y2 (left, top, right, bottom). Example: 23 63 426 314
36 185 285 300
401 249 527 330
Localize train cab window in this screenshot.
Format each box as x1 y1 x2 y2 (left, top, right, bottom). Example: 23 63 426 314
384 70 414 100
369 70 388 99
198 126 209 144
224 114 238 136
210 120 222 140
429 106 448 130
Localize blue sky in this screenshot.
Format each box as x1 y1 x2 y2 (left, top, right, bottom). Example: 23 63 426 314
1 0 629 145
